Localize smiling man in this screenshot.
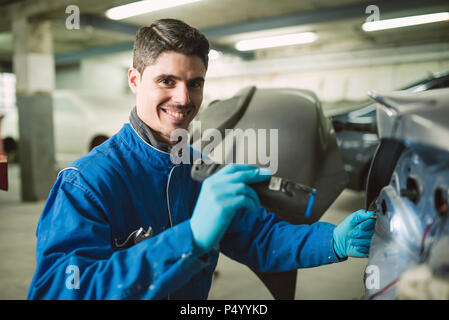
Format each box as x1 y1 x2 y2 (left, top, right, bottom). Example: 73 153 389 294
129 50 205 143
28 19 376 300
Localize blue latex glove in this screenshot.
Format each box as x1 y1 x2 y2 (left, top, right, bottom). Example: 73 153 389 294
333 209 376 259
190 163 272 254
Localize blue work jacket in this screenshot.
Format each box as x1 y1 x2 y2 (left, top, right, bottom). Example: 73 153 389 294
27 123 340 300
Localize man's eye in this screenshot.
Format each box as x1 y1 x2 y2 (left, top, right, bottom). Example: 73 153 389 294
160 78 174 86
189 81 203 89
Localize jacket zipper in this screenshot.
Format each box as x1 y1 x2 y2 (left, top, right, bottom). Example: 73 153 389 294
165 164 177 300
166 165 177 228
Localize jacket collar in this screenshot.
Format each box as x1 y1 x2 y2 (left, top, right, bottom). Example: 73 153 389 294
119 123 175 171
129 106 173 153
123 107 200 171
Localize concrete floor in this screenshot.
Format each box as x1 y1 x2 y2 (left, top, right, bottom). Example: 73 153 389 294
0 164 367 300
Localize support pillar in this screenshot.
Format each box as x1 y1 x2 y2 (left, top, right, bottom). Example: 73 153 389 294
12 16 56 201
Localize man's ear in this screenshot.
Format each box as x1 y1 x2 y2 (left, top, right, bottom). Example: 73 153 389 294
128 67 141 94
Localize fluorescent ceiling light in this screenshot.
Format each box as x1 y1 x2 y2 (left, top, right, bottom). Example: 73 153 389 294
362 12 449 32
235 32 317 51
106 0 201 20
208 49 222 61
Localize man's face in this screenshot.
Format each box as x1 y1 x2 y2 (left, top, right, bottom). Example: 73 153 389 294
128 51 206 144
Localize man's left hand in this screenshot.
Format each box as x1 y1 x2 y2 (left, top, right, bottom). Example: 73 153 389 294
333 209 376 259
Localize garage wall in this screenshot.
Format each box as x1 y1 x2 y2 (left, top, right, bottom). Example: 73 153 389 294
204 59 449 105
55 58 132 96
81 59 131 95
204 43 449 105
55 64 82 90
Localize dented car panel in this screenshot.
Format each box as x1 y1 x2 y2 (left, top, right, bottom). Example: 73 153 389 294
364 88 449 299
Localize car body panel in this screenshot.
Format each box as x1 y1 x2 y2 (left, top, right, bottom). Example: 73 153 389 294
364 88 449 300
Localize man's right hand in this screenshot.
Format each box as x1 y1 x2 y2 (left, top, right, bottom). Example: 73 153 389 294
189 163 272 254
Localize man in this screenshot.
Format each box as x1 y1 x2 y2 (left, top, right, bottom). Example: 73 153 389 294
28 19 375 300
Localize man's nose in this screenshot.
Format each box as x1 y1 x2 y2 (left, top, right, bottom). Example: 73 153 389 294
172 84 190 106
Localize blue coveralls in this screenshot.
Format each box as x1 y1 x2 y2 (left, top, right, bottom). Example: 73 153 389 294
27 123 341 300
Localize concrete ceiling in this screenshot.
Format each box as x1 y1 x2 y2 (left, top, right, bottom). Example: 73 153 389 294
0 0 448 69
120 0 364 29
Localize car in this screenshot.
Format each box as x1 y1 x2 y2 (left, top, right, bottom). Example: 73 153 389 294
331 71 449 191
363 88 449 299
191 86 348 299
1 90 134 169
